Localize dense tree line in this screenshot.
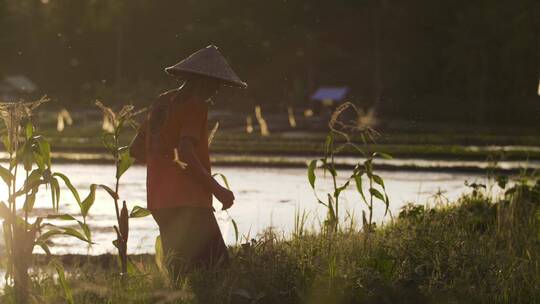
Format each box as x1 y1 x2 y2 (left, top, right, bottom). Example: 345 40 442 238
0 0 538 125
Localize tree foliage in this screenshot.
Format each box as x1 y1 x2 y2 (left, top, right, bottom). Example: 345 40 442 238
0 0 538 125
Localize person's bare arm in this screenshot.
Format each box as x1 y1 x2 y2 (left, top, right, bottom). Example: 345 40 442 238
178 137 234 210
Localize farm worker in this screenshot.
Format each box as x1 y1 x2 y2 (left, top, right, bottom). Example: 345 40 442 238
130 45 247 277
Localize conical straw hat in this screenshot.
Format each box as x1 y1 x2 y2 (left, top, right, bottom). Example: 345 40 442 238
165 45 247 89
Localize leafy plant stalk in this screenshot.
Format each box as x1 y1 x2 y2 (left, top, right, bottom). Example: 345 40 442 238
95 101 150 277
0 98 92 303
308 102 391 236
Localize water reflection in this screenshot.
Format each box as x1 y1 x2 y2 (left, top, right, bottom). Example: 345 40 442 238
0 164 485 255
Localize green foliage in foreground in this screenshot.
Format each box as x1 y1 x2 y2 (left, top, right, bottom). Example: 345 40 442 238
1 183 539 304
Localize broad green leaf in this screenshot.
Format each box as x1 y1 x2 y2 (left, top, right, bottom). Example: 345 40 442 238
23 191 37 213
322 161 337 178
81 184 97 217
22 143 34 171
25 121 33 139
62 227 91 243
35 241 51 255
384 194 390 216
129 205 151 218
51 177 61 211
117 149 134 179
41 220 92 242
37 138 51 167
307 160 317 189
334 180 350 198
354 174 367 204
2 134 11 153
24 169 42 190
372 174 385 189
98 184 118 200
46 214 78 221
33 152 45 172
369 188 385 203
50 180 56 211
36 229 63 243
80 222 92 243
81 183 117 217
53 172 81 205
102 133 116 153
364 159 373 175
0 164 14 185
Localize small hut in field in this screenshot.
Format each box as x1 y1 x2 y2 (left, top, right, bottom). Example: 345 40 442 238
310 86 349 116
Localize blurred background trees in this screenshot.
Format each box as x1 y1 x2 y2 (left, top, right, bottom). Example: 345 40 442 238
0 0 538 126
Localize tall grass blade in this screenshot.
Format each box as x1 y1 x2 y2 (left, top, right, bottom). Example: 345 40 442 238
53 261 74 304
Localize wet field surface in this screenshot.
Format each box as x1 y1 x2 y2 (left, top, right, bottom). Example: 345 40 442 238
0 163 488 254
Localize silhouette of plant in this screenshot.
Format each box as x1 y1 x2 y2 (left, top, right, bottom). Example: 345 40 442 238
0 98 92 303
308 102 391 234
94 101 150 277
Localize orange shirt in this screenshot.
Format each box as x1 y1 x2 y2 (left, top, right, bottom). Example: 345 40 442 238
131 90 212 210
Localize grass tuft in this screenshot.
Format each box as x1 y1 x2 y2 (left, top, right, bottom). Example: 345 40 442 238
2 184 538 303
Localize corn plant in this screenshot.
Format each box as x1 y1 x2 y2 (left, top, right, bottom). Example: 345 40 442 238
307 102 391 234
95 101 150 276
0 98 92 303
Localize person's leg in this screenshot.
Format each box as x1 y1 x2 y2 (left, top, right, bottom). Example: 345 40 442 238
151 209 171 254
187 208 229 267
157 208 210 276
167 208 207 269
151 209 183 279
153 207 229 272
201 209 229 266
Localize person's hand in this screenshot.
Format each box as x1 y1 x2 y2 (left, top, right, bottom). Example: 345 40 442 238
214 185 235 210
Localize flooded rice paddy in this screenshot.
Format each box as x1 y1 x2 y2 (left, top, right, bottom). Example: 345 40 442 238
0 163 499 254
